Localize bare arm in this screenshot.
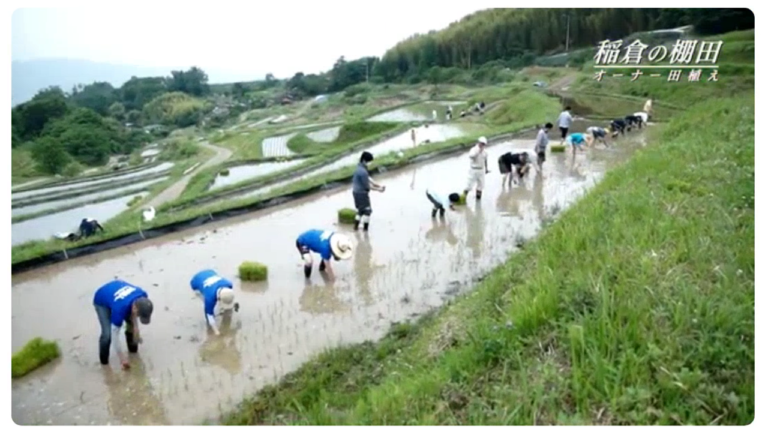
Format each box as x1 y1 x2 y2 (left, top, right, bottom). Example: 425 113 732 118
111 324 127 364
206 314 220 335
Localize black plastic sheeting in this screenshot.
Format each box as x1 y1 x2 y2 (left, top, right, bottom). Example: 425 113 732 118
11 128 533 275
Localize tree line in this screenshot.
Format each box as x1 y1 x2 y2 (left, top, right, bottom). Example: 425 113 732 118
12 67 212 175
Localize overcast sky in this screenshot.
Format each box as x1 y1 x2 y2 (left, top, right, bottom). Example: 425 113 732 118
12 3 498 81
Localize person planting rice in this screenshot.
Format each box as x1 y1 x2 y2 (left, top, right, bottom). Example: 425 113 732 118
609 118 628 137
93 279 154 369
463 136 490 201
557 106 573 144
498 151 533 187
79 217 104 238
586 126 609 147
190 269 238 336
425 187 462 218
565 132 587 156
534 123 553 172
295 229 354 279
633 111 649 128
352 151 386 232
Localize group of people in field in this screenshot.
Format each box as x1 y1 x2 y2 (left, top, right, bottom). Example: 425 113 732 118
92 98 654 371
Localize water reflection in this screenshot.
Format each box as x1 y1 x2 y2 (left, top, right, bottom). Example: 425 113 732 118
424 217 459 246
198 313 242 376
464 202 486 258
102 356 169 425
299 272 351 315
353 232 382 305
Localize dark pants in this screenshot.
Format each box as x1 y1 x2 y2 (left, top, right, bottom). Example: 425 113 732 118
353 191 372 230
426 191 446 218
95 305 138 365
296 240 324 278
559 127 568 139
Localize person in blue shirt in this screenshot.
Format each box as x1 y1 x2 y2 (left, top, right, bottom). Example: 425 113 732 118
295 229 354 279
93 280 154 369
565 132 587 157
190 269 237 336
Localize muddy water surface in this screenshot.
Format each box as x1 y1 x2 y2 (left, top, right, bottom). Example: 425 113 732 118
12 193 149 246
12 130 648 425
209 160 306 190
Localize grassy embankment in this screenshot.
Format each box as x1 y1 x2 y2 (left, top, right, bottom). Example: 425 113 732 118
11 90 559 264
220 94 754 426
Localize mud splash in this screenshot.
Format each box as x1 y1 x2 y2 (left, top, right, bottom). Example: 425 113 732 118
12 130 648 425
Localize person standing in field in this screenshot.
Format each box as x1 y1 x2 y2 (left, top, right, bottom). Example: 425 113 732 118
295 229 354 279
534 123 553 172
93 279 154 369
411 128 417 147
557 106 573 144
189 269 238 336
463 136 490 201
352 151 386 232
644 98 653 119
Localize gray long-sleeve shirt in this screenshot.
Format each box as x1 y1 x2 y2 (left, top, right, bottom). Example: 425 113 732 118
535 128 549 152
352 162 371 194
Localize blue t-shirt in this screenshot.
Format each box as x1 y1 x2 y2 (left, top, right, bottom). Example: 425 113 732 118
93 280 148 327
568 133 585 145
296 229 334 261
190 270 233 316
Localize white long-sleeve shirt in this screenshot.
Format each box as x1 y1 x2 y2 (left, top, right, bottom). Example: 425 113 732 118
557 111 573 128
468 145 487 169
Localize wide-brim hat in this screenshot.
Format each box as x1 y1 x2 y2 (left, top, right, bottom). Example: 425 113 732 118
330 233 354 260
218 288 235 310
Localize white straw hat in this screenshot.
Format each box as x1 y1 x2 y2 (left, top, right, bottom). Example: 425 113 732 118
218 288 235 309
330 233 354 260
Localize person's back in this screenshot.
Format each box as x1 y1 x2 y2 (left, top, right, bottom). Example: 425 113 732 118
297 229 332 257
352 162 370 194
535 128 549 152
94 280 146 318
557 110 573 128
190 270 231 294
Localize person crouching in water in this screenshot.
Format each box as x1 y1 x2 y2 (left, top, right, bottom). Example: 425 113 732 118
190 269 238 336
80 217 104 238
295 229 354 279
609 118 627 137
426 188 461 218
498 151 532 187
463 136 489 201
93 279 154 369
565 132 587 156
586 126 609 147
352 151 386 232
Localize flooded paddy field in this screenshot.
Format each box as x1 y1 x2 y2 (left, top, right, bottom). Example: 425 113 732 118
12 130 648 425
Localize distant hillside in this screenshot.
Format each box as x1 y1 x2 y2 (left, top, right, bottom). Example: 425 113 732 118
11 59 268 106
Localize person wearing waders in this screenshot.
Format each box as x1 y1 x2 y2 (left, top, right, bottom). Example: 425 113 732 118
557 106 573 144
295 229 354 279
93 279 154 369
425 187 461 218
535 123 553 172
190 269 238 336
463 136 490 201
80 217 104 238
352 151 386 232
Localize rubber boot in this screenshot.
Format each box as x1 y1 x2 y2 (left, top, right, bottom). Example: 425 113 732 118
363 223 370 232
439 208 446 218
431 208 438 218
304 264 312 278
476 190 483 200
99 338 110 365
125 331 139 354
319 261 326 272
353 215 361 231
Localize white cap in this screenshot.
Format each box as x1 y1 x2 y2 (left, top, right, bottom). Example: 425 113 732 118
478 136 488 145
218 288 235 309
330 233 354 260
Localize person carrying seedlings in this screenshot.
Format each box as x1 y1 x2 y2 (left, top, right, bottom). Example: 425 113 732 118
498 151 532 187
463 136 490 200
534 123 553 171
79 217 104 238
556 106 573 144
295 229 354 279
352 151 386 232
565 132 588 156
93 279 154 369
425 187 461 218
190 269 238 336
586 126 609 147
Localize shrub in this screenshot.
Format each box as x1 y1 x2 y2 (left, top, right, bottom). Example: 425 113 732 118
338 208 358 224
220 169 230 176
12 337 60 379
239 261 268 282
126 195 144 207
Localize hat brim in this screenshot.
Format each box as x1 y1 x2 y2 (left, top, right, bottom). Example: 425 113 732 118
139 316 151 325
330 237 353 260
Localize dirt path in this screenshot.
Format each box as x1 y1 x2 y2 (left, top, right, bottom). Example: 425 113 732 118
550 72 578 92
145 141 233 208
12 178 48 191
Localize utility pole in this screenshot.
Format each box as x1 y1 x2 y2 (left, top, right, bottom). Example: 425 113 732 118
564 13 571 52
